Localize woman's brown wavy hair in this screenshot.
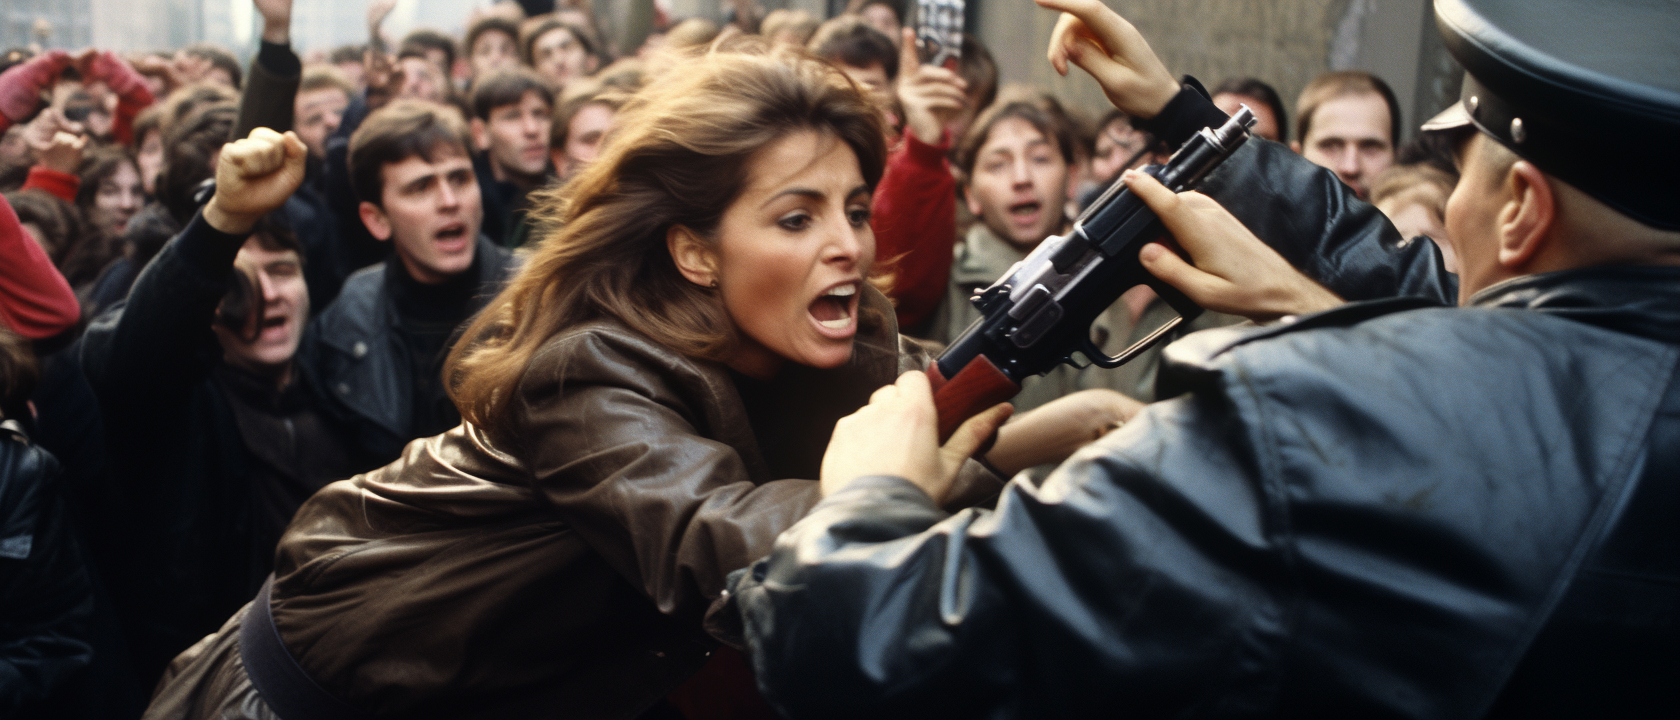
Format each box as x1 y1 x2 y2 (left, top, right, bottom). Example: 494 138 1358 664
445 48 886 441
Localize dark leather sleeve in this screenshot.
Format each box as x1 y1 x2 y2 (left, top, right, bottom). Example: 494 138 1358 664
731 299 1666 718
729 382 1281 720
0 434 94 716
514 329 824 625
234 41 302 140
1199 140 1458 304
1141 79 1458 304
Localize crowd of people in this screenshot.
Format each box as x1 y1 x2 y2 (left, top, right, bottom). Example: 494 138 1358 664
1 0 1673 718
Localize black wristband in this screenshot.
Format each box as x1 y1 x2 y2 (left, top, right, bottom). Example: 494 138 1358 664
1135 76 1231 151
258 40 302 77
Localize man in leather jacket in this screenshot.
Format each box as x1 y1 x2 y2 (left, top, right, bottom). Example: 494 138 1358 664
729 0 1679 717
298 100 516 470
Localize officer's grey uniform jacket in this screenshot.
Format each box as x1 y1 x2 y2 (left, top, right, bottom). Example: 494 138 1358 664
729 137 1679 717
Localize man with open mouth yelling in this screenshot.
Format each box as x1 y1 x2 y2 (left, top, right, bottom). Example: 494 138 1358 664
301 99 518 470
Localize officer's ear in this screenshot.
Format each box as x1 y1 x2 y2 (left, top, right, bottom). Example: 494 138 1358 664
1495 160 1556 269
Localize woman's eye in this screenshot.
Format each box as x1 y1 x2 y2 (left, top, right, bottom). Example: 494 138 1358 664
778 213 812 231
847 207 871 226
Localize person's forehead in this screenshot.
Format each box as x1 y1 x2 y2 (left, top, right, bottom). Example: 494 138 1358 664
473 29 510 51
537 28 579 49
494 90 553 115
383 147 472 180
297 87 349 108
982 116 1054 154
741 131 861 197
103 162 141 185
237 239 300 265
1307 93 1390 140
569 102 614 131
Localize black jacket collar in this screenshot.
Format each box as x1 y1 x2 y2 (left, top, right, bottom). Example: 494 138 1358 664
1471 266 1680 345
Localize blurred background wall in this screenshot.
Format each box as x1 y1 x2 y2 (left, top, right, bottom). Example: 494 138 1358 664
4 0 1460 142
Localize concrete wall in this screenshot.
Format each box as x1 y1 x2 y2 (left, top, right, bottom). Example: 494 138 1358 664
972 0 1458 143
5 0 93 53
29 0 1459 143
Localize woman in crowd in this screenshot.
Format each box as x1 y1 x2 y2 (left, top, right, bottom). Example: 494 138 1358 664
144 46 1131 720
74 148 143 245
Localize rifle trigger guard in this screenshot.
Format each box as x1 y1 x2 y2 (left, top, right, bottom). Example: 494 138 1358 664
1084 316 1185 369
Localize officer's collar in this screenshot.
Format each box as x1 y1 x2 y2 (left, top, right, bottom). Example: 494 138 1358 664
1469 265 1680 345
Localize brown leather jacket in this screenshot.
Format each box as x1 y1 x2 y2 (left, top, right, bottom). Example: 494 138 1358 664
146 287 1000 720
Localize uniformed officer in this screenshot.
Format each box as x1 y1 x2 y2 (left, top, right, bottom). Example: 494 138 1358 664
727 0 1679 717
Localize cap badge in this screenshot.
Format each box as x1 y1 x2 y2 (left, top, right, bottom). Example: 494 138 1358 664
1510 117 1527 143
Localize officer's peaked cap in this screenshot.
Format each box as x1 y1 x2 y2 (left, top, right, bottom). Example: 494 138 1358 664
1422 0 1680 230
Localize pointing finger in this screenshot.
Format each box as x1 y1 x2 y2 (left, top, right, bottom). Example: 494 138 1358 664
1036 0 1133 57
899 27 921 79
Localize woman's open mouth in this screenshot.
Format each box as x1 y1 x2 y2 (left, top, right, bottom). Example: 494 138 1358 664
809 282 860 335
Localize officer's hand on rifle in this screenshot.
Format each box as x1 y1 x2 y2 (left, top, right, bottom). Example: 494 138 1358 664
203 127 308 236
1123 170 1343 322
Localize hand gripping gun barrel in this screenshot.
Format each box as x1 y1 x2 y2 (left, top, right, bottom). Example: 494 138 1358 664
928 107 1258 440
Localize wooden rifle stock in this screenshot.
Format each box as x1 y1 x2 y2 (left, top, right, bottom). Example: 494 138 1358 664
927 356 1019 443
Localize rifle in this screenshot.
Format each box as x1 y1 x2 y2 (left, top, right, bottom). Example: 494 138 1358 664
929 107 1258 440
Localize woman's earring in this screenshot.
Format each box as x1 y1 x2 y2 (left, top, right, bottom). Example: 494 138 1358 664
708 278 719 289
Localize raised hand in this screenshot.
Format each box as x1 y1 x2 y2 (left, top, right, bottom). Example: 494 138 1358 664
77 50 150 99
895 26 967 145
0 50 72 124
255 0 294 44
1123 170 1343 322
1036 0 1179 119
164 52 216 90
368 0 398 35
821 371 1013 504
202 127 309 236
30 130 86 175
19 107 84 163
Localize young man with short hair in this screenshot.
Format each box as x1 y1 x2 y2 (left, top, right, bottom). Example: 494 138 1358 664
302 99 517 469
293 66 353 161
468 68 555 246
464 16 521 82
1292 70 1401 198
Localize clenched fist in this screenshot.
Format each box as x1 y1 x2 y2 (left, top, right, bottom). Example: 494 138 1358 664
202 127 308 235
